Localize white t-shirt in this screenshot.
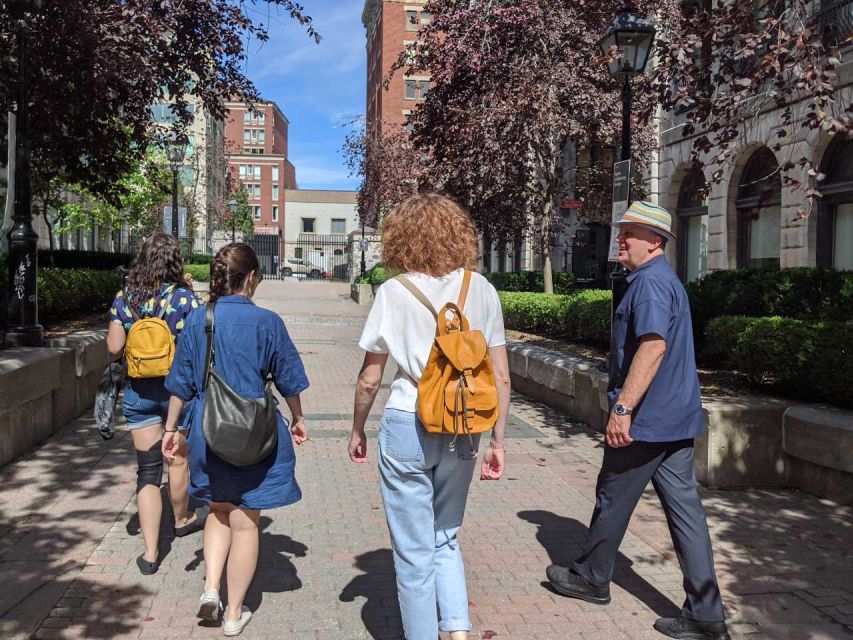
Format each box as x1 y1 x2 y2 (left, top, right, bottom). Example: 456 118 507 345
358 268 506 413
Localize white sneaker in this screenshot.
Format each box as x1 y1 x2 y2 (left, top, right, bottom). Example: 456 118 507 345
196 589 221 621
222 606 252 637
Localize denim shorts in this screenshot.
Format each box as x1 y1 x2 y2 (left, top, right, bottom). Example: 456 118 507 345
122 378 170 429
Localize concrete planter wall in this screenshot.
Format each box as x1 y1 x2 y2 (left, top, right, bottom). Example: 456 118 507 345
507 342 853 504
351 283 375 306
0 329 112 468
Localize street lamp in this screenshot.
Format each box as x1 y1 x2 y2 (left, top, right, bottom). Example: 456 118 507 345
165 133 188 240
5 0 44 348
599 0 655 324
227 198 238 242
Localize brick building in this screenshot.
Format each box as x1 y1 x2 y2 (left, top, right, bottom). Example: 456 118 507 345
224 100 298 241
362 0 431 134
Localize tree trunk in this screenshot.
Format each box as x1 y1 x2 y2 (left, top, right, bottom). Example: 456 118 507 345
540 200 553 294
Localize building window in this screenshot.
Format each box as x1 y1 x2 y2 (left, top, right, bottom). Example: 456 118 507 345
816 136 853 270
676 166 709 283
243 129 251 144
272 166 280 181
272 205 279 222
239 164 246 179
735 147 781 270
258 130 265 144
243 110 251 123
331 218 346 234
302 218 315 233
406 79 417 99
406 9 418 30
421 10 432 24
272 184 279 200
294 247 303 259
253 206 262 220
253 165 261 180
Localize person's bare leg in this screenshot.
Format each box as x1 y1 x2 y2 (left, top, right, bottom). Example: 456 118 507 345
450 632 468 640
131 423 164 562
224 507 261 621
204 502 233 592
166 431 192 527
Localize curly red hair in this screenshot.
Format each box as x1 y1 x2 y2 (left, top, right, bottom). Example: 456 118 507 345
381 193 479 276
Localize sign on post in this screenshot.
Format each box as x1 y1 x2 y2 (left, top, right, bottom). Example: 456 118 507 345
607 160 631 261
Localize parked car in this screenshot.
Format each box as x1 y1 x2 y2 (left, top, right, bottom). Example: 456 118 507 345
283 258 322 278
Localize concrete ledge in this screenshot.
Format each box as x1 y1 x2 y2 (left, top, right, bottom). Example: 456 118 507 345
351 283 375 306
0 329 110 468
507 340 853 503
783 405 853 474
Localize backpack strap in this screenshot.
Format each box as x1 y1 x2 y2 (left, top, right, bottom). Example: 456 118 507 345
394 275 438 318
203 304 216 389
456 270 472 313
153 285 174 320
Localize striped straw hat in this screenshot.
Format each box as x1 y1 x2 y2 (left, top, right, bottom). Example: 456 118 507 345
613 201 676 243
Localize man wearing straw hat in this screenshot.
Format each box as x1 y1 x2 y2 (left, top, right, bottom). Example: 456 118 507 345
546 201 730 640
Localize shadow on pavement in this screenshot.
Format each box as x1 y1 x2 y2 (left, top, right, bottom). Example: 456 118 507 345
518 509 681 618
243 516 307 612
340 548 404 640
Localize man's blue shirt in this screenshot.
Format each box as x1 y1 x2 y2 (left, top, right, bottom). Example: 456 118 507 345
608 255 704 442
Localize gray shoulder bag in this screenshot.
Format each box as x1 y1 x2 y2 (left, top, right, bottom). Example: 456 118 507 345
202 304 279 466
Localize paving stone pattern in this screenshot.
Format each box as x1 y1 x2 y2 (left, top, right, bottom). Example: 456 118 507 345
1 281 851 640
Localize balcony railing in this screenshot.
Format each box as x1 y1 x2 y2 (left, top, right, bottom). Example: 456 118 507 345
818 0 853 48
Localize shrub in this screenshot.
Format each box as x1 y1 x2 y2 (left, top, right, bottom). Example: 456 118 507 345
499 289 612 346
687 268 853 345
484 270 576 294
356 264 394 285
703 315 853 407
38 268 123 323
183 263 210 282
38 249 131 270
186 253 212 265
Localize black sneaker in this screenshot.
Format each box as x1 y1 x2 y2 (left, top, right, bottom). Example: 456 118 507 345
545 564 611 604
654 616 731 640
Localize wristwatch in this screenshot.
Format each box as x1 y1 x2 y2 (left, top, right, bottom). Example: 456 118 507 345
613 403 633 416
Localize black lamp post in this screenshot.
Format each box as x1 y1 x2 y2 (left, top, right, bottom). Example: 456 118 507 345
5 0 44 348
599 0 655 324
165 134 188 240
227 198 238 243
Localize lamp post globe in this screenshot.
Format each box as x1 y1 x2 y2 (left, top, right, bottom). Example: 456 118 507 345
165 133 188 240
4 0 44 347
227 198 238 242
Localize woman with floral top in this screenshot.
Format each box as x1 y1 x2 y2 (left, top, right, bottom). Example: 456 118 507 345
106 232 204 575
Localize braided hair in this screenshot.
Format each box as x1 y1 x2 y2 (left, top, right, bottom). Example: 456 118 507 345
126 232 189 316
209 243 260 304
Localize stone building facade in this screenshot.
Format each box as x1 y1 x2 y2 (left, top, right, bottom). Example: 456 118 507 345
650 43 853 281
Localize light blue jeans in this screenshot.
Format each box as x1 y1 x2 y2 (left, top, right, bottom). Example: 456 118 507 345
378 408 481 640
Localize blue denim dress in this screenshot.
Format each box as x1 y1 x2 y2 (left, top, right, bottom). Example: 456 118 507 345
165 295 309 510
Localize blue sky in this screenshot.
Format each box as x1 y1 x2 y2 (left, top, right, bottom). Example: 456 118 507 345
242 2 366 191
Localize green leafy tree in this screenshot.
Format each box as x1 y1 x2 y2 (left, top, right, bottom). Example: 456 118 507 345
214 182 254 243
56 150 172 237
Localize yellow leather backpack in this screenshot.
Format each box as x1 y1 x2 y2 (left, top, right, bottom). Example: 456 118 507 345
395 270 498 453
124 289 175 379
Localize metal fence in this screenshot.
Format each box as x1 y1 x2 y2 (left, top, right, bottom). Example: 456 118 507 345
248 234 352 281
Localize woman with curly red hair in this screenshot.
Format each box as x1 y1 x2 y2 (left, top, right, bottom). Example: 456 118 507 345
348 193 511 640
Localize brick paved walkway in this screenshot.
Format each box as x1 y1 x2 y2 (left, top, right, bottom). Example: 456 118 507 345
1 280 851 640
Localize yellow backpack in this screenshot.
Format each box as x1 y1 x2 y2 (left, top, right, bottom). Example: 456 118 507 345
124 289 176 379
395 270 498 453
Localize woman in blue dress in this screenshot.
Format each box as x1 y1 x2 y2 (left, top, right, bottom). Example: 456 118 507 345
162 243 308 637
106 232 204 576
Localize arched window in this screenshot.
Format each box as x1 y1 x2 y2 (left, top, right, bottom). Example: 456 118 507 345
817 136 853 270
736 147 781 269
676 166 709 282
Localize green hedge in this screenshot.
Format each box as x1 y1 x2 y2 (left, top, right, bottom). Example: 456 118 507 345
498 289 611 346
184 264 210 282
687 268 853 345
356 264 394 285
38 268 122 323
186 253 212 265
705 315 853 406
484 270 576 294
38 249 131 270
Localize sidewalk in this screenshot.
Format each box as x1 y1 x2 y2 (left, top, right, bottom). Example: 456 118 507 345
0 279 851 640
